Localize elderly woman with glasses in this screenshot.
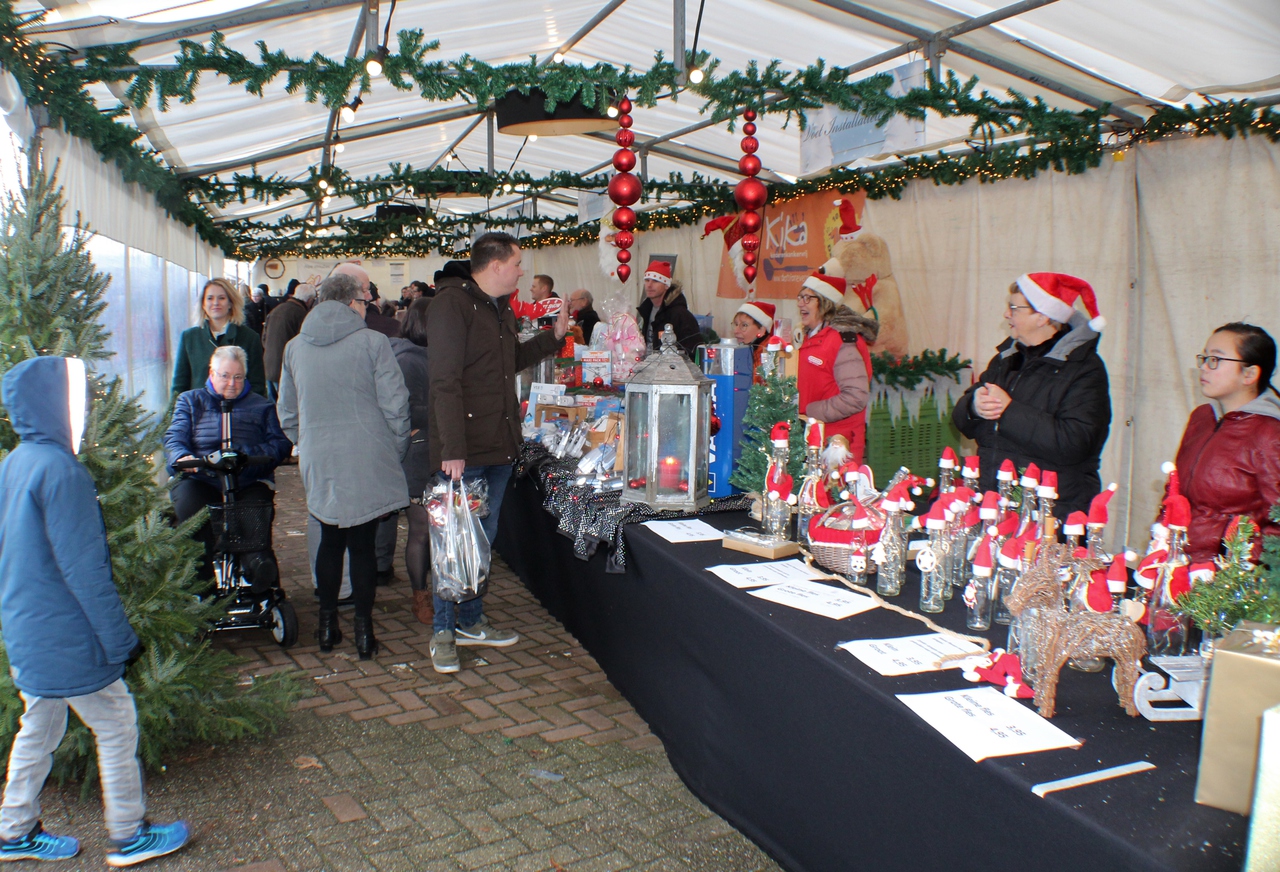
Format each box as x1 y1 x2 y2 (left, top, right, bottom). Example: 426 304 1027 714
953 273 1112 519
794 270 879 463
163 346 292 580
1171 322 1280 561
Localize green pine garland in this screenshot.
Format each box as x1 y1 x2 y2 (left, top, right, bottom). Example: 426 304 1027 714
0 168 299 784
870 349 970 391
1 4 1278 259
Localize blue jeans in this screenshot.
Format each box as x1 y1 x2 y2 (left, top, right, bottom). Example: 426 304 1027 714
433 463 513 633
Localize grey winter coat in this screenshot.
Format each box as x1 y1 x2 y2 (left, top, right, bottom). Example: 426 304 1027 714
277 300 411 526
390 336 431 498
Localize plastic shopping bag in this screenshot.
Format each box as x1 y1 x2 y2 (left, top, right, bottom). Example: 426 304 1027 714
427 478 492 603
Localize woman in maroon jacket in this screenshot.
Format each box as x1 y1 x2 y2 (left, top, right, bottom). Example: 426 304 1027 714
1174 322 1280 561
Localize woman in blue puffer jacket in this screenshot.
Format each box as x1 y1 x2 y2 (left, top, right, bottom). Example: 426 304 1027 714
163 346 292 580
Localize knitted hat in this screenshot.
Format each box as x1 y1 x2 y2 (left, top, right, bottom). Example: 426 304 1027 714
1088 483 1118 526
770 421 791 447
736 300 775 331
802 271 845 305
1037 470 1058 499
834 198 861 239
1015 272 1105 331
962 455 980 480
644 261 673 286
1020 463 1041 489
1062 511 1088 537
997 458 1016 482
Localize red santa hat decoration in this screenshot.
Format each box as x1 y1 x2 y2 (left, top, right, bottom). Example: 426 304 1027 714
834 198 861 240
1062 511 1088 538
1161 462 1191 530
1088 482 1118 527
962 455 980 482
736 300 775 332
997 459 1017 483
802 269 846 306
1015 272 1106 332
643 260 673 287
703 214 749 292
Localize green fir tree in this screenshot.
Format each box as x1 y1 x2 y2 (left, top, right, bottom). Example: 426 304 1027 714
1176 514 1280 636
0 168 298 783
729 363 805 492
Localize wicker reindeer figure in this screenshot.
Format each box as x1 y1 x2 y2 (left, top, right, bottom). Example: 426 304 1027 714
1005 544 1146 718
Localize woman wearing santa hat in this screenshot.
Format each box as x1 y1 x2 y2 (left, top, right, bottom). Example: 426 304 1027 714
952 273 1112 518
1172 322 1280 561
636 260 703 357
795 267 878 464
731 300 775 379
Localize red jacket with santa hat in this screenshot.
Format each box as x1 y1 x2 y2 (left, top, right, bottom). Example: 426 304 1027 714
1173 391 1280 561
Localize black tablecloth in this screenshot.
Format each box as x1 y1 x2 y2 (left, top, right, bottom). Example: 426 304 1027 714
495 475 1247 872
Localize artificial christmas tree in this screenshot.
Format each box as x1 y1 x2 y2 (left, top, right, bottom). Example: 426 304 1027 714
1177 514 1280 637
0 168 296 783
729 363 804 492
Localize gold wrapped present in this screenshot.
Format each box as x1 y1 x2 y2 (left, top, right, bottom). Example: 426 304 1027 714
1244 704 1280 870
1196 623 1280 815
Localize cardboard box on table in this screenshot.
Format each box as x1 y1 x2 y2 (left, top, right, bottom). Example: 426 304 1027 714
1196 622 1280 815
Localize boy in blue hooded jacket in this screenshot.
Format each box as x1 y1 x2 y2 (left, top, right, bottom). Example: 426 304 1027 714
0 357 188 866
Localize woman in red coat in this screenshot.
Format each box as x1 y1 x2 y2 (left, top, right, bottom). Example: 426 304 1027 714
1174 322 1280 561
795 271 878 464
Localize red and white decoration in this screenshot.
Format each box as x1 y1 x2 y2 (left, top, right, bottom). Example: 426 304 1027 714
734 109 767 288
607 95 640 283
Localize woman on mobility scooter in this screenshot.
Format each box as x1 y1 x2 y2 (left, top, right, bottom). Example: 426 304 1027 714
164 347 295 643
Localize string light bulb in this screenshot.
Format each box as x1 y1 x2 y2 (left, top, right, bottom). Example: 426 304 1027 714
333 133 344 154
366 46 388 78
688 67 705 84
606 105 619 118
340 95 362 124
552 52 565 63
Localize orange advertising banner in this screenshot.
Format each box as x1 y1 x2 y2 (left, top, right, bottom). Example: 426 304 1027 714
713 189 866 300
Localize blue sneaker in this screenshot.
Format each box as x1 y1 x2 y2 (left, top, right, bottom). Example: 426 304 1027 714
106 821 189 868
0 822 80 861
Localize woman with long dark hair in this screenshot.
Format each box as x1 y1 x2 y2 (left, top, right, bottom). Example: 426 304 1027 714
1173 322 1280 560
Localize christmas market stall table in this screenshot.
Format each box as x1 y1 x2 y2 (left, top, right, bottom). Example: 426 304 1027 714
494 459 1247 872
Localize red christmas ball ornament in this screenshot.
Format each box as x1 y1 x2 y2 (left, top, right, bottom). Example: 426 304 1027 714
738 154 761 177
613 148 636 172
617 264 632 283
614 230 634 249
616 249 631 263
710 414 722 437
618 114 633 129
593 376 605 387
612 206 636 230
738 210 762 233
734 177 767 212
618 97 632 113
678 481 690 493
608 172 641 206
744 265 758 283
744 109 757 121
741 136 759 154
740 232 760 252
743 122 757 136
742 250 757 266
616 128 635 148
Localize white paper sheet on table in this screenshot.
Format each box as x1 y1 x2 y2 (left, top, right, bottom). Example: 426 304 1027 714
706 560 825 589
641 519 724 543
748 580 877 620
896 687 1083 761
838 633 986 676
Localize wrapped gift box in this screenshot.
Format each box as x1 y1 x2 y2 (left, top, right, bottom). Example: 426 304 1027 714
1196 622 1280 815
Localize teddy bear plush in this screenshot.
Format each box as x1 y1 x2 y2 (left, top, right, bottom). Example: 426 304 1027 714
832 232 909 358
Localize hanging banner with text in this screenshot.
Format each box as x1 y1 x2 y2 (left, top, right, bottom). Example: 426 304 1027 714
714 189 866 300
799 60 928 176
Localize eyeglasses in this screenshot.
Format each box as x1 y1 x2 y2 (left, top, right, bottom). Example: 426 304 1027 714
1196 354 1249 370
1005 303 1034 314
796 293 820 305
212 372 247 383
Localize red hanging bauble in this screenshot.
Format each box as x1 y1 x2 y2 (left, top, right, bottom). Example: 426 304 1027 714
617 264 632 283
608 172 642 206
744 109 757 121
744 265 758 282
743 122 757 136
734 177 767 212
593 376 606 387
619 97 633 113
618 114 633 129
738 210 762 233
710 414 722 437
616 128 635 147
738 154 761 177
741 136 759 154
742 250 758 266
613 148 636 172
740 233 760 252
617 249 631 263
614 230 634 249
612 205 637 230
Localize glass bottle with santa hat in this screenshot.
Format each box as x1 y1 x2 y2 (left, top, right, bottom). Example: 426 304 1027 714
796 419 833 545
762 421 798 539
1146 463 1194 656
873 482 913 597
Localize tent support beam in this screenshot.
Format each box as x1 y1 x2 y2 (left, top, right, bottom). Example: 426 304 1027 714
674 0 687 79
487 111 495 173
426 113 488 171
538 0 630 68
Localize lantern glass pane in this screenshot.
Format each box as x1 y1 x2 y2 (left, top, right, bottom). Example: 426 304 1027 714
656 392 692 496
626 389 649 489
695 397 710 491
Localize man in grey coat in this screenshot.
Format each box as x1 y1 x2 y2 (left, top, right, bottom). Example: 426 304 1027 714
278 272 410 660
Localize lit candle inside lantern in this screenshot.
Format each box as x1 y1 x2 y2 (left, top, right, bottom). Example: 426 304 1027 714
658 456 682 489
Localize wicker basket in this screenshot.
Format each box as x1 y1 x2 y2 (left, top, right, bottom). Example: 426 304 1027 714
807 503 884 576
864 391 963 486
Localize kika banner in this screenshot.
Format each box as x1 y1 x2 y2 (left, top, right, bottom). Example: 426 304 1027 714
714 189 867 300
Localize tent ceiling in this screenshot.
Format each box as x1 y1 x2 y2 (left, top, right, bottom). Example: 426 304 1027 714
16 0 1280 234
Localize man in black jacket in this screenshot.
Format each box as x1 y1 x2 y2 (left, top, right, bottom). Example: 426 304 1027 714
636 261 701 357
568 289 600 344
952 273 1111 518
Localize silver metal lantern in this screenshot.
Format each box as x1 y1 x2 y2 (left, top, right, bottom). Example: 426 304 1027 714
621 325 713 511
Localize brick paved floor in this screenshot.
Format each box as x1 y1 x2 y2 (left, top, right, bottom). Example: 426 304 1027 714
28 465 781 872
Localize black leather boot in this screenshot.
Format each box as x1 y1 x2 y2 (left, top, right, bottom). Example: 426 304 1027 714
354 614 379 660
317 608 342 652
